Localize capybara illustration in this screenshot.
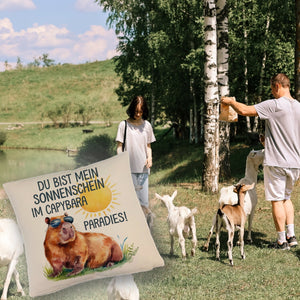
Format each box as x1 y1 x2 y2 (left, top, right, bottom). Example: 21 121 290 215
44 213 123 277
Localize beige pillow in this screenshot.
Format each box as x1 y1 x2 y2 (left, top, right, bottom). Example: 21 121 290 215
4 152 164 297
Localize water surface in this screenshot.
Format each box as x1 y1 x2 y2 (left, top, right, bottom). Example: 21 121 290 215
0 149 76 187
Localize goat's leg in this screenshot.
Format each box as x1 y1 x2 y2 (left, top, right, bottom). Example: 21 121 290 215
215 216 221 261
239 226 246 260
246 209 256 243
170 234 174 256
204 215 216 251
190 219 197 256
14 269 25 296
177 229 187 259
227 229 234 266
1 258 18 300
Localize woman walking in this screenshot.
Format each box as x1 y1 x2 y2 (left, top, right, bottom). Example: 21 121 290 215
116 96 155 209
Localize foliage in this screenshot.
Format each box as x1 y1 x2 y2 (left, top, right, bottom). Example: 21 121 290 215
97 0 205 132
97 0 296 138
41 53 55 67
0 131 7 146
75 134 115 166
46 105 63 128
74 101 96 126
228 0 295 106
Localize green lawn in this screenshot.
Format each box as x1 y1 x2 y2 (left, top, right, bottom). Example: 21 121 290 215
0 127 299 299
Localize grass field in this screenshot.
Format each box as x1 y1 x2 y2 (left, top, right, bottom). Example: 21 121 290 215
0 128 299 299
0 60 125 123
0 62 299 299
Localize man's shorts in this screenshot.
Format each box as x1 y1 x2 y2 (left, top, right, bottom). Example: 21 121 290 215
264 166 300 201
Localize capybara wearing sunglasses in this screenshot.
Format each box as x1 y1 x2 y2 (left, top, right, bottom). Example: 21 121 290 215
44 213 123 277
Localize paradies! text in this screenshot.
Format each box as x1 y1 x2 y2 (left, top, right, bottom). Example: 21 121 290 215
83 212 128 230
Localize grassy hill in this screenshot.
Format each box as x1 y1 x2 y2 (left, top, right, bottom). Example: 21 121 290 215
0 60 125 123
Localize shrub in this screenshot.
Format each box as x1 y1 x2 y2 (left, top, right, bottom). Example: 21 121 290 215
75 134 115 166
0 131 7 145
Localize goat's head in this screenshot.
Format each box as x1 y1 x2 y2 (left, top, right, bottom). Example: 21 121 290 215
233 183 255 194
155 190 177 209
247 149 264 169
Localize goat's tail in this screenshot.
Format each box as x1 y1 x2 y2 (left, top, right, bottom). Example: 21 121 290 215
187 207 198 219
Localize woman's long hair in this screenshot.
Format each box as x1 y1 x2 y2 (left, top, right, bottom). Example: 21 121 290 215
126 96 149 120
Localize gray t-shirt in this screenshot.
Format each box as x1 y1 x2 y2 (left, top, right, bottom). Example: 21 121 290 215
116 120 156 173
254 97 300 168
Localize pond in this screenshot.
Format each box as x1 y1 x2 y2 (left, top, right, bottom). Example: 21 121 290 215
0 149 77 188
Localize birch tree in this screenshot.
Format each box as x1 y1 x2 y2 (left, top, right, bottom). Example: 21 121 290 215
202 0 219 193
217 0 231 179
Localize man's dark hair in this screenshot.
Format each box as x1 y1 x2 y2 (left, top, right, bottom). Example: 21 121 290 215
270 73 290 88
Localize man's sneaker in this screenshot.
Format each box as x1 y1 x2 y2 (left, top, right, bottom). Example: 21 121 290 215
287 236 298 247
268 241 290 250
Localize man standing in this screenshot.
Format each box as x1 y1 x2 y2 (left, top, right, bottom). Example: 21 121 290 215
222 73 300 250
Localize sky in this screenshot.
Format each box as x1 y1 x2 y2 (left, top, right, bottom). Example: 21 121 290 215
0 0 118 71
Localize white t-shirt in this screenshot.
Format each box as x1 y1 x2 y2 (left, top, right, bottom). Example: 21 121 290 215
254 97 300 168
116 120 156 173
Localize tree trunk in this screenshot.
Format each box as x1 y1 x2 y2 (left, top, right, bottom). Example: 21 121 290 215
295 0 300 100
217 0 231 180
253 16 270 132
202 0 219 193
243 4 251 132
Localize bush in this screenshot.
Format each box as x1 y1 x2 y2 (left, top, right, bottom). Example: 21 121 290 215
75 134 115 166
0 131 7 145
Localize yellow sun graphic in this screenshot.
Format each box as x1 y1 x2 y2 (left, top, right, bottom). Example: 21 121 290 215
76 175 120 218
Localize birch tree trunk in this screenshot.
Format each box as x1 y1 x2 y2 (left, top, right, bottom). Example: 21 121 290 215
202 0 219 193
243 4 251 132
253 16 270 132
217 0 231 179
295 0 300 100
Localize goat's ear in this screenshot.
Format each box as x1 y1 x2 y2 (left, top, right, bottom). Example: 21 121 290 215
155 193 162 200
171 190 177 199
240 182 255 192
245 183 255 191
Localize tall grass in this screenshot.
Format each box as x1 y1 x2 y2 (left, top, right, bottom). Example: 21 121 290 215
0 60 126 123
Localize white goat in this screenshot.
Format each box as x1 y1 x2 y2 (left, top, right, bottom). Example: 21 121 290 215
205 183 254 266
219 149 264 243
107 275 139 300
0 219 25 300
155 190 198 258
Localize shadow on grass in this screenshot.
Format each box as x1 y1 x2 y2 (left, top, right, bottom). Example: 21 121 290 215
295 249 300 260
152 131 203 184
199 230 268 253
152 126 264 185
155 158 202 184
161 253 181 260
